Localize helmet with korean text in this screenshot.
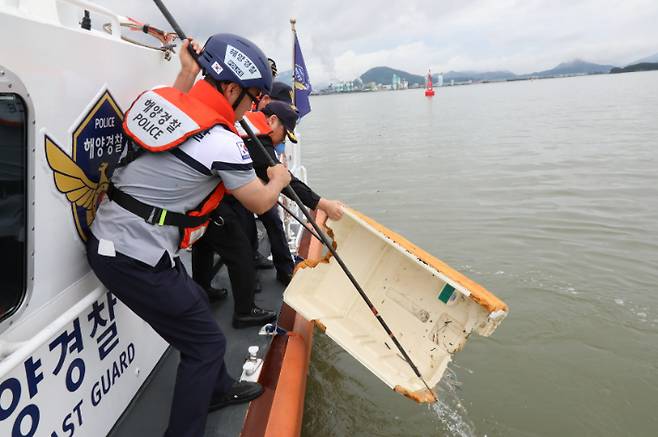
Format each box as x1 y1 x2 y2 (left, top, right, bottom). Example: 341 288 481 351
198 33 273 94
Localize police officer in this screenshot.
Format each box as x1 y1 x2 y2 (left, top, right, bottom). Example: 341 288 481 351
242 101 344 284
250 82 344 284
191 100 343 308
174 43 279 328
86 34 291 437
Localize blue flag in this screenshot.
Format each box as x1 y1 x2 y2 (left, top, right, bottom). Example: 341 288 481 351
293 34 312 118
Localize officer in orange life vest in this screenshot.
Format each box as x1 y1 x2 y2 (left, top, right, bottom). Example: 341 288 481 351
173 56 344 323
172 44 279 326
85 34 291 437
253 82 344 284
246 101 345 278
189 101 345 312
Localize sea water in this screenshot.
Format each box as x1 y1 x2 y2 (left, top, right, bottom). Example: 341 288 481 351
300 71 658 437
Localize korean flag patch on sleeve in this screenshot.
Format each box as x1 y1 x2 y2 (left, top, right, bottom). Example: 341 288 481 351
236 140 251 161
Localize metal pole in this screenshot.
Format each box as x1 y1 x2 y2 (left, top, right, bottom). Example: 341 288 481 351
290 18 297 106
277 200 322 242
153 0 187 39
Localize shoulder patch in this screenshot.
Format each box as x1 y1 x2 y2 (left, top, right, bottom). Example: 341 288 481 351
236 140 251 160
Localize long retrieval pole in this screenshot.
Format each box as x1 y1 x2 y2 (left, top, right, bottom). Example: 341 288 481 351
152 0 436 401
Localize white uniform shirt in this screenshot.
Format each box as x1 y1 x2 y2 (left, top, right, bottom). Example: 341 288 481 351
91 125 255 266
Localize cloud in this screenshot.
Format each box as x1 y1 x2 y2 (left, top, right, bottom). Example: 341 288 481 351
96 0 658 83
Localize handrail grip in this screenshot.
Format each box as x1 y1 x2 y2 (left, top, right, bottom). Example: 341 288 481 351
0 285 105 377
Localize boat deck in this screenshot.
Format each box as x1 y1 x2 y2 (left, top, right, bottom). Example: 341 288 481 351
108 242 286 437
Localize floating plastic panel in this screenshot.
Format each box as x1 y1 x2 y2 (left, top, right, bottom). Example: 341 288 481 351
284 209 508 402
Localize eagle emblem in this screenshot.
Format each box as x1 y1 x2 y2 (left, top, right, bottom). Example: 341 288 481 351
45 137 110 228
44 89 125 241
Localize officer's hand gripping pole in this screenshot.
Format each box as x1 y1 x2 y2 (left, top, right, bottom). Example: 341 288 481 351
152 0 436 401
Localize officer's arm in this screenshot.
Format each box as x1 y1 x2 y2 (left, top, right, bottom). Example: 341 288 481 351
286 178 344 221
173 39 202 93
231 164 291 214
316 198 345 221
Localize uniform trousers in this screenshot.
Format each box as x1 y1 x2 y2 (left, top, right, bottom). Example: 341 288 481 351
253 205 294 276
192 197 256 314
86 234 233 437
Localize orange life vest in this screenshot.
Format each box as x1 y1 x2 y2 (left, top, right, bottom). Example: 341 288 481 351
236 110 273 138
119 80 237 249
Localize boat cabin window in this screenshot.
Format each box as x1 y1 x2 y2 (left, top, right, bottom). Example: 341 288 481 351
0 94 27 322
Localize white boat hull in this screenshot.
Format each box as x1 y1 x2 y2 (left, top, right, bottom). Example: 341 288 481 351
1 2 179 435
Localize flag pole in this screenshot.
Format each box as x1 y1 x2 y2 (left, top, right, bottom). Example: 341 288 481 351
290 18 297 106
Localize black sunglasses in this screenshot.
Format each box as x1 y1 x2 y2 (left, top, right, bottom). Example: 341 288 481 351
244 89 263 105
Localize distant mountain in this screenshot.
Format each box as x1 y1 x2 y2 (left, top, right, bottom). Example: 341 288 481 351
360 66 517 85
527 59 615 77
351 58 618 90
610 62 658 74
632 52 658 64
442 70 517 81
360 66 425 86
433 61 613 81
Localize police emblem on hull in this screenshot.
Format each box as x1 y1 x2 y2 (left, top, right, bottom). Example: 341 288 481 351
45 89 126 242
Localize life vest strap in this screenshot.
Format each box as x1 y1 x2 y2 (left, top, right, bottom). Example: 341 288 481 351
106 184 208 227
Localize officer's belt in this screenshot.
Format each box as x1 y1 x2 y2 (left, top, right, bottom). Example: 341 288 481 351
106 184 208 227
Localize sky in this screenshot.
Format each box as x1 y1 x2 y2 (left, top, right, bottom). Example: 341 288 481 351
96 0 658 85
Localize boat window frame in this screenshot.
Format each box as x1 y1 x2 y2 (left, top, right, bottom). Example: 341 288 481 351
0 66 35 332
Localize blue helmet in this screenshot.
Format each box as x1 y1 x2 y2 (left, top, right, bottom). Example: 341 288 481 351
199 33 273 94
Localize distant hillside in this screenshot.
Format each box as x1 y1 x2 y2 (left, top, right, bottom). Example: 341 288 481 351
445 60 616 80
351 58 619 90
632 52 658 64
527 59 615 77
360 66 425 85
360 66 518 85
358 60 614 86
610 62 658 74
443 70 517 81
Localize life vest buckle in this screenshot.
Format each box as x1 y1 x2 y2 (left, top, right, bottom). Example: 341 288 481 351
212 216 224 227
146 207 168 225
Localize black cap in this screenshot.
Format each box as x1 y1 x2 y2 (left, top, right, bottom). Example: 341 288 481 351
262 101 298 143
269 82 293 104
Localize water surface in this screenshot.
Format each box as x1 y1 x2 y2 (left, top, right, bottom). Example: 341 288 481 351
299 72 658 437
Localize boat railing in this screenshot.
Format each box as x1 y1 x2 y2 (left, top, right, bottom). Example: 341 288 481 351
281 137 309 256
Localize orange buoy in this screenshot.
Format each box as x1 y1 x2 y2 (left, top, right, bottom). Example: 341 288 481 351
424 69 435 97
